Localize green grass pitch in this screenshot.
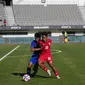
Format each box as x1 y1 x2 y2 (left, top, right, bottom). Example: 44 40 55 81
0 43 85 85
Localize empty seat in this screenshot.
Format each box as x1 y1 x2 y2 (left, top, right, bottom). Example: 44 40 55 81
13 4 84 26
0 4 6 26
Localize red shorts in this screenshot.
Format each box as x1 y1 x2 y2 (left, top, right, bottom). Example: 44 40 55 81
39 54 52 63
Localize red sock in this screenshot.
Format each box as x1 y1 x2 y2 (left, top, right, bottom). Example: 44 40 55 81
43 67 48 72
55 72 59 76
40 64 48 72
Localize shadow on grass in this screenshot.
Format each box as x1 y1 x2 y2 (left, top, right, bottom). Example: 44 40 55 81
12 73 55 79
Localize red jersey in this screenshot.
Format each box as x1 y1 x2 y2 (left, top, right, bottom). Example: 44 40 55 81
39 39 52 55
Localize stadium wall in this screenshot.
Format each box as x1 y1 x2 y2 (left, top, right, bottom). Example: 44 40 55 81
0 35 85 44
0 36 61 44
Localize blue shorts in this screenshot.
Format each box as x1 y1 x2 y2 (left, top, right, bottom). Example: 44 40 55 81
29 57 38 64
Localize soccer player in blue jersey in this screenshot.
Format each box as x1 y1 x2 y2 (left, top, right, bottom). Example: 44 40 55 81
27 32 41 76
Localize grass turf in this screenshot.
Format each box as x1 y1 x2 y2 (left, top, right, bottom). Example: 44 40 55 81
0 43 85 85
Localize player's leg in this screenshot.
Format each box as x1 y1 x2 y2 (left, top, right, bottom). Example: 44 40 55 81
38 56 51 76
27 57 37 75
47 62 60 79
27 62 33 75
47 56 60 79
32 62 39 76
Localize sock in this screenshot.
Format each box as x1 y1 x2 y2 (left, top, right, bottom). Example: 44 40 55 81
43 67 48 72
27 67 31 75
55 72 59 76
40 64 48 72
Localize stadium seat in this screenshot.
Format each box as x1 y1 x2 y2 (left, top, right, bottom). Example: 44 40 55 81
0 4 6 26
79 6 85 23
13 4 84 26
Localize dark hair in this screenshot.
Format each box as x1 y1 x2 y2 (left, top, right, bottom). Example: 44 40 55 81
35 32 41 38
42 32 48 36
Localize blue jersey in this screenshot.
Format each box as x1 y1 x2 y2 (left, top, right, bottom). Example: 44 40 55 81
30 40 40 58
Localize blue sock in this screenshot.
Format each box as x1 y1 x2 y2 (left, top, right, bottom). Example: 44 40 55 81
27 67 31 75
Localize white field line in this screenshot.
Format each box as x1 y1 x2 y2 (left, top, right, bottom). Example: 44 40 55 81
8 55 30 58
51 50 62 54
0 45 20 62
16 49 28 50
7 49 62 58
16 49 62 53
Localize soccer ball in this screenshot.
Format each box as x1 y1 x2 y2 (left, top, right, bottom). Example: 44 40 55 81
23 74 30 81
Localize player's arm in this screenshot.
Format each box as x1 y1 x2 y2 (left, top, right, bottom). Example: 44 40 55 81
30 48 41 52
30 41 41 52
38 40 44 49
49 39 52 44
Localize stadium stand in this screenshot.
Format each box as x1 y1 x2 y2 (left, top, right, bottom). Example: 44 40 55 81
79 6 85 23
13 4 84 26
4 6 15 26
0 4 6 26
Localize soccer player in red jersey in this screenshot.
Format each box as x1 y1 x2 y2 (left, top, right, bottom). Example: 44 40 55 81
38 32 60 79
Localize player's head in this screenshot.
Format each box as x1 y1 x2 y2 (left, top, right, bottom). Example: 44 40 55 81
35 32 41 42
42 32 48 42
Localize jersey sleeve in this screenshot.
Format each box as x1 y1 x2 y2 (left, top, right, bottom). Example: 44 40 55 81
39 40 44 46
49 39 52 43
30 41 35 48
